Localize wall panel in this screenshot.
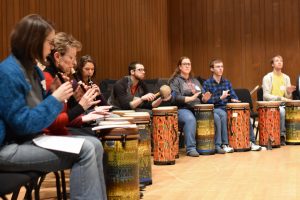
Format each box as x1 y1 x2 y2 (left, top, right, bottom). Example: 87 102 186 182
1 0 300 92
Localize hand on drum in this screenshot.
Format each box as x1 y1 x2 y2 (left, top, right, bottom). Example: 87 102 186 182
94 105 112 115
82 112 105 122
231 99 241 103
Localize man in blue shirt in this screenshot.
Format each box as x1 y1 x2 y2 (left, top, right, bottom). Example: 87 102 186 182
202 59 261 152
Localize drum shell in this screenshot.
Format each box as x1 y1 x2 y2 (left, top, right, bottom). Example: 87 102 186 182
123 113 152 185
194 104 215 155
226 103 251 151
152 107 178 165
285 100 300 144
100 128 140 200
257 101 281 147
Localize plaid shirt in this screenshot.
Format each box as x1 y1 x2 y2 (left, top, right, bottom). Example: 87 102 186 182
202 76 238 109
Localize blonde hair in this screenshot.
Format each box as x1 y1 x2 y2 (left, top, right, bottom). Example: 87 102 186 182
52 32 82 56
209 59 223 68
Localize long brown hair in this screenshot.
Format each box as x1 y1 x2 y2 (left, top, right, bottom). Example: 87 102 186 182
77 55 97 81
169 56 193 82
10 14 54 72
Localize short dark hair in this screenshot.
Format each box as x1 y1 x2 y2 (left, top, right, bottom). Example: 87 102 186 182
128 61 141 75
10 14 54 71
77 55 96 80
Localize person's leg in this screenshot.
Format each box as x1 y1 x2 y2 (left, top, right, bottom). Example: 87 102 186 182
279 106 286 137
213 112 221 147
214 108 229 144
249 120 256 143
178 109 198 156
0 139 107 200
69 127 107 200
213 112 225 154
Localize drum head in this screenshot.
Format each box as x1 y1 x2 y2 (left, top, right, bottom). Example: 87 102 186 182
226 103 249 110
285 100 300 107
257 101 281 108
100 127 139 140
152 106 178 115
194 104 214 110
112 110 135 116
123 112 150 122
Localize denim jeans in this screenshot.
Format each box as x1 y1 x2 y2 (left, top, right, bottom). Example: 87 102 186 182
0 135 107 200
279 106 286 137
178 108 197 153
214 108 229 147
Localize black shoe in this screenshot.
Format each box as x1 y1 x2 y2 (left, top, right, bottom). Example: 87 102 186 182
280 136 286 146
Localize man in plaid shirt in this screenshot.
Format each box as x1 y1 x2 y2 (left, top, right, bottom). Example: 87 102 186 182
202 59 261 153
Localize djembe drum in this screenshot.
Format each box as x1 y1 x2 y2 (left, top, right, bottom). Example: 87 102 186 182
98 127 140 200
152 106 178 165
123 112 152 185
194 104 215 155
226 103 251 151
112 110 135 116
257 101 281 147
285 100 300 144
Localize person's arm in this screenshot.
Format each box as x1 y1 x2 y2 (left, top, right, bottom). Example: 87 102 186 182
0 72 63 135
284 75 294 99
170 78 186 104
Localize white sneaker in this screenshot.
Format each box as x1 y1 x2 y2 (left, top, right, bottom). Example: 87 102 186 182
250 142 262 151
222 144 234 153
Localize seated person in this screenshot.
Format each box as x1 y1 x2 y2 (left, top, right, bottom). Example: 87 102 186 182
262 55 296 145
202 59 261 152
108 61 158 111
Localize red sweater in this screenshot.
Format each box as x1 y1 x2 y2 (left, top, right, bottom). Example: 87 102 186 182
43 72 83 135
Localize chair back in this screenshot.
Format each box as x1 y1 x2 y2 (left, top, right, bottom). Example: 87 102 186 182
257 87 263 101
234 88 254 110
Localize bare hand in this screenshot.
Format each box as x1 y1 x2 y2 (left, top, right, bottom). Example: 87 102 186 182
94 106 112 115
79 88 101 110
52 82 74 102
202 92 212 103
82 112 105 122
287 85 296 94
220 90 230 100
141 93 156 101
231 99 241 103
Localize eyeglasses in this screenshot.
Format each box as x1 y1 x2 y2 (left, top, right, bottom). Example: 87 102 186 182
135 68 145 72
181 63 191 66
214 65 223 68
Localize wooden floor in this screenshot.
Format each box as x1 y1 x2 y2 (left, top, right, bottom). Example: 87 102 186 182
9 145 300 200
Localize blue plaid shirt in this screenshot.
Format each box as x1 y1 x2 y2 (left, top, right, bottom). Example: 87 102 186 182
202 76 238 109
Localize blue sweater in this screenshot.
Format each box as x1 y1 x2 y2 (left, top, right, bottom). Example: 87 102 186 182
0 55 63 145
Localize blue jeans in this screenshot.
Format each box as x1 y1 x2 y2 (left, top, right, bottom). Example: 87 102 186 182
214 108 256 147
279 106 286 137
0 135 107 200
214 108 229 147
178 109 197 153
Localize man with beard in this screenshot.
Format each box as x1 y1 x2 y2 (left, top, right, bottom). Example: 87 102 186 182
108 61 157 110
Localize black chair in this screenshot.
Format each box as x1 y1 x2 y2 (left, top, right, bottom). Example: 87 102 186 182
99 79 117 100
257 87 263 101
0 171 44 200
234 88 259 139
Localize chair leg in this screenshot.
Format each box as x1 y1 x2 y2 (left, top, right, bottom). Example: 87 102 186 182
54 171 63 200
11 187 21 200
60 170 67 200
34 174 46 200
